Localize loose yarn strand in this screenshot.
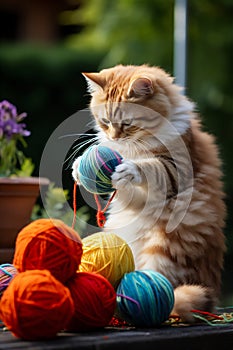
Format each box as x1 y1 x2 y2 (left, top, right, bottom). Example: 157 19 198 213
72 182 77 229
191 308 233 326
192 313 233 326
94 191 117 228
191 309 223 320
117 293 141 314
72 182 116 229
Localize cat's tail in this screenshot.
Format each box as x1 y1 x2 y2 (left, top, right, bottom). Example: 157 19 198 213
172 285 217 323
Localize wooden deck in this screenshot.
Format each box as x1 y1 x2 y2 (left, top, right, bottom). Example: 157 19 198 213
1 322 233 350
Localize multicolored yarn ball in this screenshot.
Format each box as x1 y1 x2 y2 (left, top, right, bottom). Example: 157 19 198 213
0 264 18 296
13 218 83 284
0 270 74 340
116 270 174 327
66 272 116 331
77 145 123 194
79 232 135 288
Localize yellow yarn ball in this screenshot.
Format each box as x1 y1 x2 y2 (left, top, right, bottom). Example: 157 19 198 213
79 232 135 288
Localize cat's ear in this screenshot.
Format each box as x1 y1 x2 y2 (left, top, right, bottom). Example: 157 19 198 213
128 77 154 98
82 72 105 94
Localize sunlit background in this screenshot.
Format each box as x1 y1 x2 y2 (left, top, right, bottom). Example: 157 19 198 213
0 0 232 304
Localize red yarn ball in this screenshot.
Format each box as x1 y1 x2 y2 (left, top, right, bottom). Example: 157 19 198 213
13 218 82 284
66 272 116 331
0 270 74 340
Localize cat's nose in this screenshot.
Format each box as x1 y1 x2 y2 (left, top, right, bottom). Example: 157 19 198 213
110 135 120 141
109 127 121 140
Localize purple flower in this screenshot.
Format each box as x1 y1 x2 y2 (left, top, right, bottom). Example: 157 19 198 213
0 100 30 139
0 100 32 176
0 100 17 120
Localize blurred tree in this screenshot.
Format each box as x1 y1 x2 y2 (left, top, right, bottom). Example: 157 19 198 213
62 0 174 70
188 0 233 191
186 2 233 297
0 0 81 43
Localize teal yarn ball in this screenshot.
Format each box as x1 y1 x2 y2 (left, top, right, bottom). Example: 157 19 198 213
116 270 174 327
78 145 123 194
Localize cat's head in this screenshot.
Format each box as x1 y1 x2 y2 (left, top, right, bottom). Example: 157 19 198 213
83 65 193 146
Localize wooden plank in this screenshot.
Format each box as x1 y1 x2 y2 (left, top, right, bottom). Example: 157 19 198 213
0 323 233 350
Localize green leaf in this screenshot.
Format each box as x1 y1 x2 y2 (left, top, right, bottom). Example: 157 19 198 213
15 158 35 177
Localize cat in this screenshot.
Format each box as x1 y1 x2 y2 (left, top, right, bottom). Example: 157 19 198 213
72 64 226 322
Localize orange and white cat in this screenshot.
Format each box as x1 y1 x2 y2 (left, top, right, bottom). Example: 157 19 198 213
72 65 226 322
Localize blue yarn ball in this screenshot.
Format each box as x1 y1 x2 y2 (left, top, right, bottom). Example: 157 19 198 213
78 145 123 194
116 270 174 327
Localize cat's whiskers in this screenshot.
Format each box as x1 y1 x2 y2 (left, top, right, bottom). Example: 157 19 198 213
73 135 98 151
59 133 96 139
86 119 96 128
65 134 99 167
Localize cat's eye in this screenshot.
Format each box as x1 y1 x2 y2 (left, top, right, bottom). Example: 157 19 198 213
100 118 110 125
123 118 132 126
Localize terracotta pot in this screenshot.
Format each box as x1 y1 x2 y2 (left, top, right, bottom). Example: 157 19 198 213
0 177 49 264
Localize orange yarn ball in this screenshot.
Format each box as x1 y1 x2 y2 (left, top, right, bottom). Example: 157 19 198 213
66 272 116 331
13 218 82 284
0 270 74 340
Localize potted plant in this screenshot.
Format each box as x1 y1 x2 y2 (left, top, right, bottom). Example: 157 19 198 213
0 100 49 263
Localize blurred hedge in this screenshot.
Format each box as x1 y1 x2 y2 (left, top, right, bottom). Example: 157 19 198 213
0 44 104 172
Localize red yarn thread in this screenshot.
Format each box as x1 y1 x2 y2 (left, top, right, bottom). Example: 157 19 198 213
191 309 223 320
72 182 116 228
66 272 116 331
94 191 117 227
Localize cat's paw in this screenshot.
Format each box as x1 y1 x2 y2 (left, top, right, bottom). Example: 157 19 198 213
72 157 81 183
111 160 142 189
